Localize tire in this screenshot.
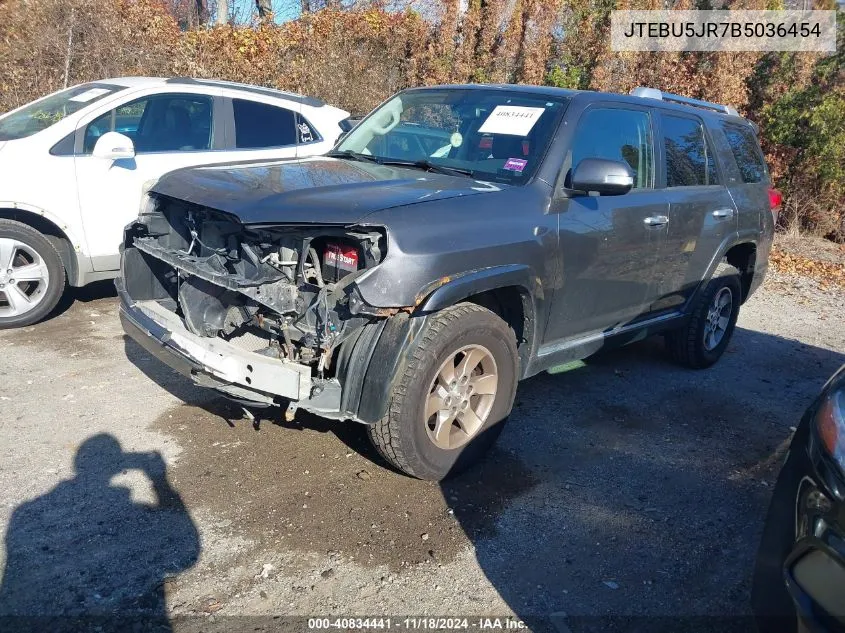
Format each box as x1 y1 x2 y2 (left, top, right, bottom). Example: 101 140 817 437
0 220 66 329
367 303 519 481
666 262 742 369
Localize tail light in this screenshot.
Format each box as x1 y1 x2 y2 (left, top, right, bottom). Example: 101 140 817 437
768 187 783 225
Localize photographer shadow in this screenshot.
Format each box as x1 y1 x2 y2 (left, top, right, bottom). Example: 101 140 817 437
0 434 199 633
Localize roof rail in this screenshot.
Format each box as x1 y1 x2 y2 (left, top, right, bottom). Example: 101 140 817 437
630 87 739 117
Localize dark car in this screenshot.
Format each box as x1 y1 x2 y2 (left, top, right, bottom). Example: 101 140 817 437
117 84 779 480
753 365 845 633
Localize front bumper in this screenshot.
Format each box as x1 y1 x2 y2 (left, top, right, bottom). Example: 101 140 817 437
117 278 312 405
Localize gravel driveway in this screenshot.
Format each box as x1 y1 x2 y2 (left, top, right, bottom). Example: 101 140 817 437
0 273 843 632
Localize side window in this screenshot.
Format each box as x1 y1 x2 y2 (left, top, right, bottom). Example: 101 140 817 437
722 123 767 183
570 107 654 189
233 99 296 149
662 114 719 187
295 113 321 144
83 110 114 154
83 94 212 154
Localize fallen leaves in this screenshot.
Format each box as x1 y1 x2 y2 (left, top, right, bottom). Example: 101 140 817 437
769 248 845 290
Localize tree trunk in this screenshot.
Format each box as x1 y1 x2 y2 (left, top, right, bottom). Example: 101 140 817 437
194 0 208 25
216 0 227 25
256 0 272 18
301 0 312 12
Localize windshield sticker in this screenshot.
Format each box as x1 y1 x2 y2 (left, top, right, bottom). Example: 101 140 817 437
69 88 112 103
478 106 545 136
503 158 528 172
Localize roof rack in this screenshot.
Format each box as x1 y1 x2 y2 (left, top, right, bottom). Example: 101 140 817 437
630 87 739 117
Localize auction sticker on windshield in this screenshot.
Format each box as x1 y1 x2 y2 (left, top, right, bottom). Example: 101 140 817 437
478 106 545 136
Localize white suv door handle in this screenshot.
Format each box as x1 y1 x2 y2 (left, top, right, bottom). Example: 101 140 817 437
712 208 735 219
643 215 669 227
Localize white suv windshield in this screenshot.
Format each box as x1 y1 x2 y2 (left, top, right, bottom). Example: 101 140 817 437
335 88 569 184
0 83 121 141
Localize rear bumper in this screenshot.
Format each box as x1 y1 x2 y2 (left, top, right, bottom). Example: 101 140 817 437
117 277 312 405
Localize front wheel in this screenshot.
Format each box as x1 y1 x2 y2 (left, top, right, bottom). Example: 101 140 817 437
666 262 742 369
0 220 66 329
367 303 519 481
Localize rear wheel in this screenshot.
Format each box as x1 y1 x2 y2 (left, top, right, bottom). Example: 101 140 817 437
666 262 742 369
0 220 66 329
367 303 518 481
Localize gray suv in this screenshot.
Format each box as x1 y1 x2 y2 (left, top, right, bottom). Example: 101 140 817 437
118 84 778 480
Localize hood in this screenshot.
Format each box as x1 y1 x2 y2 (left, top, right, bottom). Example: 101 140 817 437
150 156 507 225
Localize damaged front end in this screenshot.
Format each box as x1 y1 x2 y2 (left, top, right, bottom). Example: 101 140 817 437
118 193 415 422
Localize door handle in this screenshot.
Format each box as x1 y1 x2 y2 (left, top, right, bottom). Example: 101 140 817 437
643 215 669 227
712 208 735 219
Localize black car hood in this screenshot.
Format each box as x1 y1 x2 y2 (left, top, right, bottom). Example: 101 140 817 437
150 157 507 225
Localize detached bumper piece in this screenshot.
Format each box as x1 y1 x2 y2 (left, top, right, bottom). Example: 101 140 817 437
117 278 312 406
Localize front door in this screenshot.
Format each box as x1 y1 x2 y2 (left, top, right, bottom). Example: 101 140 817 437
74 92 226 271
545 104 667 344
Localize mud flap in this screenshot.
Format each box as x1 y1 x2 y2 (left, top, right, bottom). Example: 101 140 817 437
340 312 430 424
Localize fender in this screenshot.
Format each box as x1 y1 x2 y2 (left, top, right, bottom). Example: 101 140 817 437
0 200 91 285
415 264 541 312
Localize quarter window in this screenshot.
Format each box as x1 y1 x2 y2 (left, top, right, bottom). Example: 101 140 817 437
722 123 767 183
233 99 296 148
662 115 718 187
570 108 654 189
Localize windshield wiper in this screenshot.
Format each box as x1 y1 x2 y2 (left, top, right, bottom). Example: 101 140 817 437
326 150 380 163
377 159 475 178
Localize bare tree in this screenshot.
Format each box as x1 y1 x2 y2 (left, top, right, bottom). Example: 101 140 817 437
256 0 273 18
216 0 227 24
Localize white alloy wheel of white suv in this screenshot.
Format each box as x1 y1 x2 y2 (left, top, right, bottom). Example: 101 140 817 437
0 77 350 328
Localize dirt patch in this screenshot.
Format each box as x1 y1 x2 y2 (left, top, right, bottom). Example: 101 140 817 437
774 234 845 266
152 399 538 572
0 281 119 358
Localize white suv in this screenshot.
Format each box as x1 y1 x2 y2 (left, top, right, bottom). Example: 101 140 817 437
0 77 349 328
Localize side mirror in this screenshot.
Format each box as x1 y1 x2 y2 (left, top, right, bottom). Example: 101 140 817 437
571 158 634 196
92 132 135 160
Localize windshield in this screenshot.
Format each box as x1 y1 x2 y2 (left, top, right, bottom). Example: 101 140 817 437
335 88 569 184
0 83 122 141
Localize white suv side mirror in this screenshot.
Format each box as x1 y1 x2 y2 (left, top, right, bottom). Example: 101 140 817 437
92 132 135 160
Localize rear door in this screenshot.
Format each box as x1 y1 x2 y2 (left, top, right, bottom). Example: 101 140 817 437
546 103 668 342
650 111 738 312
716 121 773 243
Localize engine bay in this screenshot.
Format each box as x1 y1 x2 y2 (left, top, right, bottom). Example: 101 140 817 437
122 194 390 386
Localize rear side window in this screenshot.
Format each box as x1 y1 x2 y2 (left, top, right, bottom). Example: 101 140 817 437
722 123 767 183
662 114 719 187
570 107 654 189
233 99 296 148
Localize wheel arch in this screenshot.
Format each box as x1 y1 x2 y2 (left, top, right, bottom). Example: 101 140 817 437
0 205 84 286
413 265 538 374
724 241 757 303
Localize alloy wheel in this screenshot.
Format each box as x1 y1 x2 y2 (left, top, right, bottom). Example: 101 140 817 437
703 286 733 351
0 238 50 318
424 344 499 450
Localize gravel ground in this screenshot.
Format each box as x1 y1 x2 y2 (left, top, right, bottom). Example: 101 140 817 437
0 271 843 633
